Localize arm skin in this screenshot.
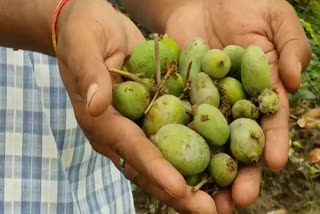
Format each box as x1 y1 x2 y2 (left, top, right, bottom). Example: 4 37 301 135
0 0 60 56
0 0 173 57
119 0 185 33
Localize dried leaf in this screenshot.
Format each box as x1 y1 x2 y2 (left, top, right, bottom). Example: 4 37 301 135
267 209 288 214
308 148 320 165
297 108 320 128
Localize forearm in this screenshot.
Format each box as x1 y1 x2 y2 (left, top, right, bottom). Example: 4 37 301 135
119 0 187 33
0 0 60 55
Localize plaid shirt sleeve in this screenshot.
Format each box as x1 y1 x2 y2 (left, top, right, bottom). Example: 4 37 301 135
0 47 135 214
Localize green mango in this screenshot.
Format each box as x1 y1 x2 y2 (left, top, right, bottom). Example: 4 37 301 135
190 72 220 108
258 88 280 115
223 45 244 79
143 95 188 137
201 49 231 79
152 124 210 176
160 34 180 63
164 73 185 97
194 103 229 146
185 174 203 187
124 40 175 78
179 38 209 81
113 81 150 120
232 99 260 120
230 118 265 164
241 45 271 96
218 77 246 106
209 153 238 187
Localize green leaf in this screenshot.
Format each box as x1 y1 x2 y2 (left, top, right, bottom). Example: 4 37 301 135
289 89 316 104
300 18 320 46
311 0 320 18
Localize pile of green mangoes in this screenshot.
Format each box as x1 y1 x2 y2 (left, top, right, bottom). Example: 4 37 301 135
111 34 280 189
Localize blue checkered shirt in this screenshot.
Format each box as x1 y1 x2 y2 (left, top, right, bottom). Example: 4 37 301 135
0 47 135 213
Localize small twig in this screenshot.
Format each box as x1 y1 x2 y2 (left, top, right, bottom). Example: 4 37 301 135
290 113 299 120
154 33 161 86
179 62 193 99
144 64 176 115
107 67 157 92
192 175 211 192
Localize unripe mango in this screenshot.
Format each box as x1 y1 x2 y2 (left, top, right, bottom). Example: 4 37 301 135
218 77 246 106
124 40 175 78
143 95 188 137
232 99 260 120
185 174 202 187
179 38 209 81
201 49 231 79
190 72 220 108
181 100 192 114
258 88 280 115
113 81 150 120
152 124 210 176
164 73 185 97
241 45 271 96
209 153 238 187
230 118 265 164
194 103 229 146
223 45 244 80
160 34 180 63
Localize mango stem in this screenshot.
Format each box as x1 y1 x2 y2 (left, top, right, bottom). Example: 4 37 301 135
179 62 192 99
144 64 176 115
192 175 211 192
154 33 162 86
107 67 157 92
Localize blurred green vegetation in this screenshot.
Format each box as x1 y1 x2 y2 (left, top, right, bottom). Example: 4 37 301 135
288 0 320 107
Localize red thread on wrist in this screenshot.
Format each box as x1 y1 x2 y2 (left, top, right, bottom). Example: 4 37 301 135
51 0 119 54
51 0 71 54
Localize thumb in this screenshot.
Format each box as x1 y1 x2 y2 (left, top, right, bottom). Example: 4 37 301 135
56 34 118 117
82 14 145 116
87 53 124 116
271 0 312 92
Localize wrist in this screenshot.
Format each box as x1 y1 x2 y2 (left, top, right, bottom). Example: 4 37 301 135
119 0 187 33
0 0 61 55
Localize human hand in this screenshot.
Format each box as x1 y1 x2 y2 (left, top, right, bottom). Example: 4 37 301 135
163 0 311 212
54 0 219 213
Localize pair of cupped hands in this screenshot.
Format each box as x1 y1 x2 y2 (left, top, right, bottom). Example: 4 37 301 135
55 0 311 213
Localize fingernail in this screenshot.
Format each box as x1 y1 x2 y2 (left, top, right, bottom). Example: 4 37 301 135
86 83 98 112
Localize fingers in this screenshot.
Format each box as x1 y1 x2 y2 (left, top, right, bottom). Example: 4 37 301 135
270 0 312 92
174 188 217 214
232 37 290 170
261 77 290 170
115 159 217 214
213 190 234 214
56 25 115 117
85 106 187 199
119 13 145 53
232 165 262 207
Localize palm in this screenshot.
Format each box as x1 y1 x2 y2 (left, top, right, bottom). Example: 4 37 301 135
164 0 311 209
